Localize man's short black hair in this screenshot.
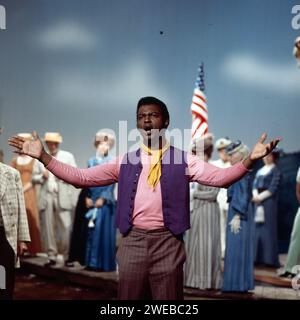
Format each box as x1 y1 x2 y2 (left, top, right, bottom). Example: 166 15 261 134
136 96 170 122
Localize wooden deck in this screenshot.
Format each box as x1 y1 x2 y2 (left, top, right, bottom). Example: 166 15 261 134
16 255 300 300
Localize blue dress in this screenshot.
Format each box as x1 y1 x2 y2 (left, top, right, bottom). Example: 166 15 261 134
222 174 254 292
85 156 116 271
253 166 281 267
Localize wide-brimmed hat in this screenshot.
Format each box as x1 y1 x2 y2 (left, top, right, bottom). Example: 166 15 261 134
215 137 232 151
18 133 33 141
44 132 63 143
94 131 115 149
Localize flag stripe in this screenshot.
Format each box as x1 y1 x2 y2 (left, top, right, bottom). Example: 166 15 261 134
190 67 208 140
191 104 208 121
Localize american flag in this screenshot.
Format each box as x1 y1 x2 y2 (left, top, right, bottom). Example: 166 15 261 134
190 63 208 141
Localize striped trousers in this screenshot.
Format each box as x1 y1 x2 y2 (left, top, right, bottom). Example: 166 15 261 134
116 227 186 300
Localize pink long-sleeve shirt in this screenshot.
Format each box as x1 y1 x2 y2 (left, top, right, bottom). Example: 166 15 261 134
46 149 249 229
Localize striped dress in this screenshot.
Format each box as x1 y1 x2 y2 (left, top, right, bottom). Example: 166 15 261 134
184 184 223 290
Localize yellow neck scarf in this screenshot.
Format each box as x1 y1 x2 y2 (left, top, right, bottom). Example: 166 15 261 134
141 142 170 190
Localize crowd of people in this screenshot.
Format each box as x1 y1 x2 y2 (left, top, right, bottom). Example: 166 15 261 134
1 96 299 300
185 135 293 293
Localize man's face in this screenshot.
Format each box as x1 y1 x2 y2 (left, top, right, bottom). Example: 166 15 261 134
46 141 59 155
137 104 169 145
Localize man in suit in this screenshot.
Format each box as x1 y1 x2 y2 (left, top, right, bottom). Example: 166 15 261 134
0 162 30 300
32 132 77 266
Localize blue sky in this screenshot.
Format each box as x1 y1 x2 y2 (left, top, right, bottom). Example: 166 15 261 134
0 0 299 166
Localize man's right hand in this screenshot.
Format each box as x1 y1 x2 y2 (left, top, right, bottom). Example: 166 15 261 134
8 131 52 166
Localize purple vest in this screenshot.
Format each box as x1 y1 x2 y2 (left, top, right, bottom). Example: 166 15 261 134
116 146 190 235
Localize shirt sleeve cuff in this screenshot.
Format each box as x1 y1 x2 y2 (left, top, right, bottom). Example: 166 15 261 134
45 156 55 170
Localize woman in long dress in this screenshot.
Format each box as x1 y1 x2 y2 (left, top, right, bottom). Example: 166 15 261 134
11 133 42 255
252 149 281 268
84 131 117 271
222 141 254 293
185 134 222 290
65 188 89 267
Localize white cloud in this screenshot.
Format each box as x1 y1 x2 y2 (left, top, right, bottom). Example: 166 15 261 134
222 54 300 95
38 22 98 50
53 58 169 108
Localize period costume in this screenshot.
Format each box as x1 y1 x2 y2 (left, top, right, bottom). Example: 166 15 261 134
45 143 249 299
253 162 281 267
185 184 222 289
85 155 116 271
0 163 30 299
222 141 254 292
212 137 232 258
32 132 77 264
185 134 222 290
11 150 42 255
67 188 89 265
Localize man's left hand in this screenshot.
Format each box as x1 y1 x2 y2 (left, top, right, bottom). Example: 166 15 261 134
243 133 281 169
250 133 281 161
17 241 28 256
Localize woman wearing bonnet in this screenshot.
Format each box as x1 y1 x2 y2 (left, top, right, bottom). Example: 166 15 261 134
185 133 223 290
84 131 117 271
252 149 281 268
222 141 254 293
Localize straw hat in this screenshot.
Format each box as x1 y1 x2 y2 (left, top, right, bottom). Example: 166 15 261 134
44 132 63 143
18 133 33 141
215 137 232 151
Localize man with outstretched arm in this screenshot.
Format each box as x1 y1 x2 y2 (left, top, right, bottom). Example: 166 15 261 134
8 96 280 300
